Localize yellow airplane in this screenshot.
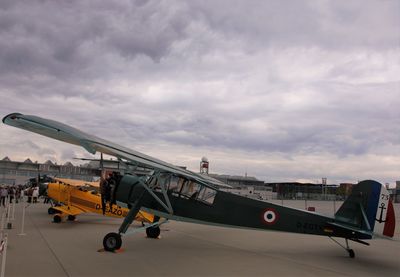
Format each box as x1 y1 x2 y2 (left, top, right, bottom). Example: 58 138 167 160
47 177 154 225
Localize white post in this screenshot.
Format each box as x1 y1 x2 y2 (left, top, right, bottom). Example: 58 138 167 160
0 234 7 277
0 209 5 241
18 204 27 236
11 197 15 221
6 203 9 223
5 200 11 230
333 198 336 214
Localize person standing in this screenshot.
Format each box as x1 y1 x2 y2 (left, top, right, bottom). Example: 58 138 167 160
32 186 39 203
0 187 8 207
9 186 15 203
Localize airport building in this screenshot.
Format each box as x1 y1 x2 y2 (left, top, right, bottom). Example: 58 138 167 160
266 182 341 200
0 156 100 185
395 181 400 203
0 156 149 185
209 174 265 188
2 156 398 202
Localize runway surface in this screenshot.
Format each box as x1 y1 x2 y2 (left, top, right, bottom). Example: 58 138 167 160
2 200 400 276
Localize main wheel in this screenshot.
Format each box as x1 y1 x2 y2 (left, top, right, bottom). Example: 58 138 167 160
348 249 355 258
146 226 160 239
103 232 122 252
67 215 76 221
53 215 62 223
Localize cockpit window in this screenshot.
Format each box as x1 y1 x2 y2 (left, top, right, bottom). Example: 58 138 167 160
178 180 217 205
150 174 217 205
168 176 181 191
180 181 201 199
197 186 217 204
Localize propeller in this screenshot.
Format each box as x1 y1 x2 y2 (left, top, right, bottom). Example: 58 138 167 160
99 153 107 215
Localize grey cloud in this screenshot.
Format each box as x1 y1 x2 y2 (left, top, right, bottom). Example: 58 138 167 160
0 0 191 98
0 0 399 184
189 0 399 50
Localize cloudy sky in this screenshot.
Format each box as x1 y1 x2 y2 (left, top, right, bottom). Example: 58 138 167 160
0 0 399 185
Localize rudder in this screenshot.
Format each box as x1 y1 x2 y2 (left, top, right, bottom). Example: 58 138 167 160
335 180 395 238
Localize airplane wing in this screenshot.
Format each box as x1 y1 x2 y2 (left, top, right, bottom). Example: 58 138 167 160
54 178 100 188
3 113 230 188
52 205 85 216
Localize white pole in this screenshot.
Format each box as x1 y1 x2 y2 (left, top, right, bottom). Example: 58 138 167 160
18 204 27 236
333 198 336 214
0 209 5 241
0 234 8 277
6 202 10 223
11 197 15 221
5 200 11 230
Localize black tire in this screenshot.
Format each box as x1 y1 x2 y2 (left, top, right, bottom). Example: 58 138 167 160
53 215 62 223
146 226 160 239
48 207 56 215
103 232 122 251
67 215 76 221
348 249 355 258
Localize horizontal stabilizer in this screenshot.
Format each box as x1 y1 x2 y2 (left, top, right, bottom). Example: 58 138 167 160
326 222 372 239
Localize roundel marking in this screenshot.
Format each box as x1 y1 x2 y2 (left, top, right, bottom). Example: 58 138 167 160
262 208 278 225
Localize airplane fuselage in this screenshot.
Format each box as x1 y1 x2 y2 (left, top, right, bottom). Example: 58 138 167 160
115 174 371 240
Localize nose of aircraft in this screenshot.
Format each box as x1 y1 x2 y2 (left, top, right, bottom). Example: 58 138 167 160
114 174 142 205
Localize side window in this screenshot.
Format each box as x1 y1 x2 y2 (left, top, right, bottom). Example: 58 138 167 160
168 176 182 194
198 186 217 205
180 181 201 199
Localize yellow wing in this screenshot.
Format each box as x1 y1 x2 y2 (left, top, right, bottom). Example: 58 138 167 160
51 205 85 216
54 178 100 188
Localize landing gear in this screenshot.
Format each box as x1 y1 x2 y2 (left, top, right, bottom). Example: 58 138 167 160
103 232 122 252
53 215 62 223
329 237 356 258
345 239 355 258
103 190 145 252
101 175 171 252
67 215 76 221
348 249 355 258
146 226 160 238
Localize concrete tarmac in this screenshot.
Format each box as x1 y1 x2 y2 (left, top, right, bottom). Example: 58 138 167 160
2 200 400 277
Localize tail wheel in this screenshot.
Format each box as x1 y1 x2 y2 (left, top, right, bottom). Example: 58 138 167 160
67 215 76 221
348 249 355 258
48 207 56 215
103 232 122 252
53 215 62 223
146 226 160 239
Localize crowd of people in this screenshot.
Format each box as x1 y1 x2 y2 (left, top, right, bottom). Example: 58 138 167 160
0 185 41 206
0 185 24 206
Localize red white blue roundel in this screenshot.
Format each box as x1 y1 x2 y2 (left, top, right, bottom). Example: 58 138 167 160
262 208 278 225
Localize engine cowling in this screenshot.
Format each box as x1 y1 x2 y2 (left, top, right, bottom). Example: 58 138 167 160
114 174 142 205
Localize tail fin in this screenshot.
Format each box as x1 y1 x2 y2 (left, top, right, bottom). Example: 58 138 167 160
335 180 396 238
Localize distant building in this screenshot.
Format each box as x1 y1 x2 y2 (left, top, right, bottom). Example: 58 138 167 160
0 157 150 185
395 181 400 203
338 183 355 197
209 174 272 200
0 156 100 185
265 182 339 200
209 174 265 188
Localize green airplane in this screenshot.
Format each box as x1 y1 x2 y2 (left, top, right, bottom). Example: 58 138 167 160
3 113 396 258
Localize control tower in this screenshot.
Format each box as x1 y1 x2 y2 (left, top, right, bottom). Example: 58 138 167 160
200 157 209 174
